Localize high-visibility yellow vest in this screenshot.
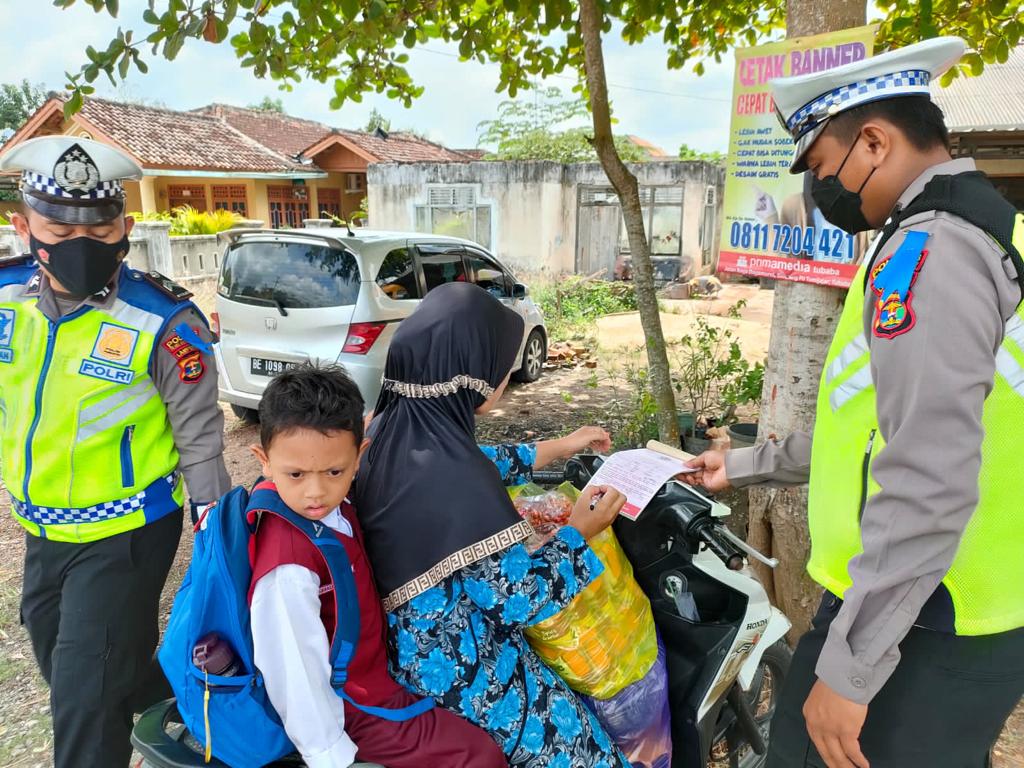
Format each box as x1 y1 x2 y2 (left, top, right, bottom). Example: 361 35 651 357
807 215 1024 636
0 260 187 543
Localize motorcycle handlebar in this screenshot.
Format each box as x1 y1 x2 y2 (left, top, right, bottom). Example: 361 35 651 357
696 524 746 571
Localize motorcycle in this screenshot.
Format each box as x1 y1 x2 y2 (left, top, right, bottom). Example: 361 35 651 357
132 452 791 768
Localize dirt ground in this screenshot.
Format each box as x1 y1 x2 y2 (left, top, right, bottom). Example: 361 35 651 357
1 285 1022 766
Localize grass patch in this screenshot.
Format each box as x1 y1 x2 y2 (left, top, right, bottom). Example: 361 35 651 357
534 276 638 343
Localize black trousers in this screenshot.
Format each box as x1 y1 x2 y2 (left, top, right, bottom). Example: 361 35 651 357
20 509 183 768
767 594 1024 768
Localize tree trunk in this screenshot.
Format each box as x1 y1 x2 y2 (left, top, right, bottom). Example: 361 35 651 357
578 0 678 445
746 0 866 639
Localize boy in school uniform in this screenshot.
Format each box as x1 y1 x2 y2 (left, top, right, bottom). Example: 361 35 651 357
248 363 506 768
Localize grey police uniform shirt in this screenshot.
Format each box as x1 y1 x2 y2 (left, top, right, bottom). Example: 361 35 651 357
37 270 232 506
723 158 1021 705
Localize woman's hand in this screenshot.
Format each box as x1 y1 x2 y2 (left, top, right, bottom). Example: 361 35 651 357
567 485 626 540
677 451 731 492
564 426 612 455
535 426 612 469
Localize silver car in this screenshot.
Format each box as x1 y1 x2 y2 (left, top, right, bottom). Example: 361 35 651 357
212 228 548 421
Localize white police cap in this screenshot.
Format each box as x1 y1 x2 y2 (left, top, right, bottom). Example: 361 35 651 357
0 135 143 224
771 36 966 173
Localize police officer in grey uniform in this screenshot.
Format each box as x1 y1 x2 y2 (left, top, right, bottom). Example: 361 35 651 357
0 136 231 767
685 38 1024 767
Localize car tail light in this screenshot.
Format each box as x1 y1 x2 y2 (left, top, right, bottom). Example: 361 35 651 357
342 322 387 354
210 312 221 339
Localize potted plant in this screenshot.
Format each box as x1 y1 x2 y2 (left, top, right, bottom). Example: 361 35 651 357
673 304 761 454
720 361 764 448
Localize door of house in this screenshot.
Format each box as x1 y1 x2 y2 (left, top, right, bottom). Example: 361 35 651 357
575 186 622 278
267 185 311 228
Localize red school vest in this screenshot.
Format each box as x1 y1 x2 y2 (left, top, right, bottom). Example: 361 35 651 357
249 495 403 705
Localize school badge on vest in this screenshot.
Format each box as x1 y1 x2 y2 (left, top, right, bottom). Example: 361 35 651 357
870 230 930 339
0 308 14 363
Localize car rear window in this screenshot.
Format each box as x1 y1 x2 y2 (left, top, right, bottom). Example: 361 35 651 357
219 241 361 309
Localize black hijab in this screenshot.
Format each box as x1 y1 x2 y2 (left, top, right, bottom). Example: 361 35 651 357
356 282 532 610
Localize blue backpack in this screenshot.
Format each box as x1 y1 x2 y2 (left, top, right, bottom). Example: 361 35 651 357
158 483 433 768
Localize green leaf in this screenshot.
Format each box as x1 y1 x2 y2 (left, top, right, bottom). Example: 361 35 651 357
996 38 1010 64
64 90 83 119
105 0 118 16
143 8 159 23
165 32 185 60
135 57 149 74
340 0 359 20
118 53 131 78
963 51 984 76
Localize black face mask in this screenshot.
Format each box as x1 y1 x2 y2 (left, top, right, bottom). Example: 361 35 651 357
810 134 878 234
30 233 129 299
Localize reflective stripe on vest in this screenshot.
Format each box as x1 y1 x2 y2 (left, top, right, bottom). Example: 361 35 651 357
996 315 1024 396
808 219 1024 637
0 266 185 543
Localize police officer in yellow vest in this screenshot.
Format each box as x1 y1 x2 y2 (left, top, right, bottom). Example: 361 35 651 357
0 136 231 767
684 37 1024 767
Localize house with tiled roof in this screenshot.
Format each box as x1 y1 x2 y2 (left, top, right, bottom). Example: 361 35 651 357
1 97 472 227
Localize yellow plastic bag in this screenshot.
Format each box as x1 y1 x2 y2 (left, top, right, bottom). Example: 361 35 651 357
509 483 658 700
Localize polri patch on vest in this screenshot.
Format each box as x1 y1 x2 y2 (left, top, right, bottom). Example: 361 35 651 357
91 322 139 366
79 359 135 385
870 230 930 340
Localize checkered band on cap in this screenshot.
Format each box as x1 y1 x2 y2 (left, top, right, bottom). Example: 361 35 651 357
12 471 179 526
783 69 931 140
22 171 124 200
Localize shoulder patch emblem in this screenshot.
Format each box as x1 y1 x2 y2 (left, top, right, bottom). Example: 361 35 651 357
161 332 206 383
177 353 206 383
871 230 930 340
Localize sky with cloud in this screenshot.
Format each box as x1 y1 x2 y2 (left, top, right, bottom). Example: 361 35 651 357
1 0 740 155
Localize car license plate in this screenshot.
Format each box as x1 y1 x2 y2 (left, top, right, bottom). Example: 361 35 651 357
250 358 299 377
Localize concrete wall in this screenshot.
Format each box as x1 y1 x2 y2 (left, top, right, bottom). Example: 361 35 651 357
367 160 724 276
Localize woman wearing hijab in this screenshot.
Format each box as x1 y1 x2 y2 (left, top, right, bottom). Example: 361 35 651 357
357 282 630 767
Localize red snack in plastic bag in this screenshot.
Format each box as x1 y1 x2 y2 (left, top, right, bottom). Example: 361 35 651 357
513 493 573 537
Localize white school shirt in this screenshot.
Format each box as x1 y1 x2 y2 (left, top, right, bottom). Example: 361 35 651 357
251 507 359 768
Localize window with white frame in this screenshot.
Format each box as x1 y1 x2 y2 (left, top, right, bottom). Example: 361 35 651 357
414 186 492 248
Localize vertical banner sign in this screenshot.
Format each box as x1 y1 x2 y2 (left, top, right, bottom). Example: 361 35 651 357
717 25 877 288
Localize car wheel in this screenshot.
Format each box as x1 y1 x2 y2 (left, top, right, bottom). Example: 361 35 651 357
230 403 260 425
512 329 546 383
